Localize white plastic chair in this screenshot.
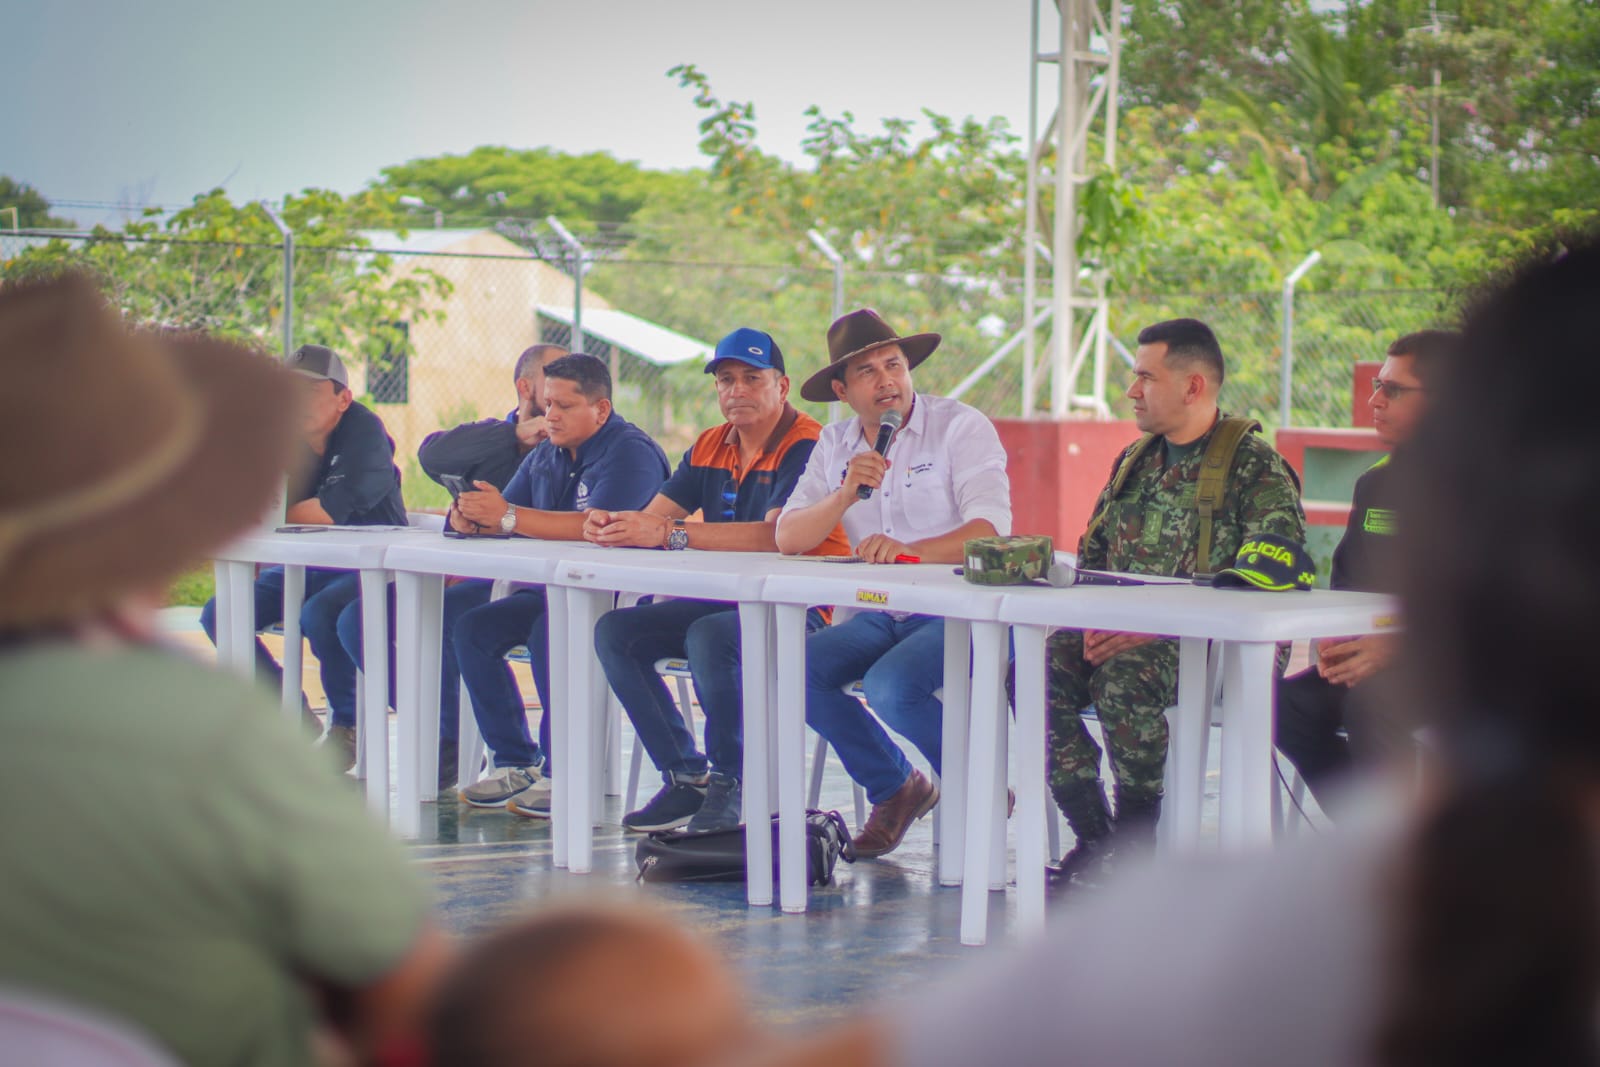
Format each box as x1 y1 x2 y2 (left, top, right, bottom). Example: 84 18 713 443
0 990 180 1067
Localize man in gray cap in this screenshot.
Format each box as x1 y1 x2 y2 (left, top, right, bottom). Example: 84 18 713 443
200 343 406 768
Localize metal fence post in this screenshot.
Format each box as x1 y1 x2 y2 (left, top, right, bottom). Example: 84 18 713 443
546 216 592 375
258 201 293 360
1278 250 1322 429
806 230 846 422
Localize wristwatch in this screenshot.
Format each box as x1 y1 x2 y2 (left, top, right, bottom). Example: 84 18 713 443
499 503 518 535
665 519 689 551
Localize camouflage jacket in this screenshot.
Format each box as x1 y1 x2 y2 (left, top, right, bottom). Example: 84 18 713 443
1078 414 1306 579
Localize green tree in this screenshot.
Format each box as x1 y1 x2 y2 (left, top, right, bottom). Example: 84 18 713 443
0 188 451 368
372 146 698 235
0 177 75 229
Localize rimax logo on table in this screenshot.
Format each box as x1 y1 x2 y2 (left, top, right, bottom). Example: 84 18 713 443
856 589 890 605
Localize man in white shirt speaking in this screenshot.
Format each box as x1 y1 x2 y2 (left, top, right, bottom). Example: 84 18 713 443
777 309 1012 857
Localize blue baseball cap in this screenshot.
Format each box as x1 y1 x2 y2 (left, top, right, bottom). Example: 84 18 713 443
707 327 785 374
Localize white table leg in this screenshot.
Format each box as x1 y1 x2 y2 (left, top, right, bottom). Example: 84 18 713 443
938 619 971 887
412 573 442 805
1165 637 1209 851
563 588 608 875
224 561 257 678
774 603 809 914
389 569 427 837
961 621 1007 946
545 585 570 869
280 565 305 723
212 561 234 666
988 653 1009 891
1219 641 1278 848
739 603 774 907
1012 622 1048 936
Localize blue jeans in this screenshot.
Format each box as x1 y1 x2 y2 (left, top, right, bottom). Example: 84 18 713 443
200 566 362 727
450 580 552 770
594 599 826 783
333 588 459 743
805 612 946 804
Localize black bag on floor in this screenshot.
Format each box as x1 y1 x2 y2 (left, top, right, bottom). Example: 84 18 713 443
635 810 856 886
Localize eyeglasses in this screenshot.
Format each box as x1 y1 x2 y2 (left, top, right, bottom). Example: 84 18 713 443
720 484 738 521
1372 379 1424 400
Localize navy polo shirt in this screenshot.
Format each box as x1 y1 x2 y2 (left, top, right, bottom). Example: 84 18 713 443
289 400 407 526
502 411 669 514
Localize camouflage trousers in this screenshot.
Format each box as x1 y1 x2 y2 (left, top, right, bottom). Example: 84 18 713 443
1044 629 1178 807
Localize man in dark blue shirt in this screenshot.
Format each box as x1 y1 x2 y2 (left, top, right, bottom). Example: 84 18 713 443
450 353 669 817
416 343 568 491
200 343 406 768
583 329 850 832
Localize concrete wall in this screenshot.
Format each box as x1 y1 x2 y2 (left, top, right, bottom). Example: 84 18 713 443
993 418 1144 553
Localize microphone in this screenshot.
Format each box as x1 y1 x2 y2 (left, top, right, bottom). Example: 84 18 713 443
857 407 904 500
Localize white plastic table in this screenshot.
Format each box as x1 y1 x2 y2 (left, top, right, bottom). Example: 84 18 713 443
545 548 781 888
760 561 1010 915
992 581 1398 945
211 525 437 821
384 536 576 841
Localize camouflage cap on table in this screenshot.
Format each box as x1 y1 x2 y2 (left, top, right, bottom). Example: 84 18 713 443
963 535 1055 585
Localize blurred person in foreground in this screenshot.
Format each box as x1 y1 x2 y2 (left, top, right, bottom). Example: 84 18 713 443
0 274 448 1067
430 903 750 1067
1273 329 1459 814
748 236 1600 1066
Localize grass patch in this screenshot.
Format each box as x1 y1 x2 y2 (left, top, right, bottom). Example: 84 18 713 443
168 565 215 607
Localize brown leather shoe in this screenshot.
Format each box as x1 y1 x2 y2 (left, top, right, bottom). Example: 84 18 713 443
852 769 940 858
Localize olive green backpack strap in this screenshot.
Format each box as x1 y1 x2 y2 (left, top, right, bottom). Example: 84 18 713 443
1194 416 1262 571
1081 433 1158 550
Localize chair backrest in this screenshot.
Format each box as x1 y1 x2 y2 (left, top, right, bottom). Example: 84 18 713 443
0 990 180 1067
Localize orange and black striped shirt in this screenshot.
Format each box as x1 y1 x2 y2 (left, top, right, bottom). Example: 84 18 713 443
661 404 851 556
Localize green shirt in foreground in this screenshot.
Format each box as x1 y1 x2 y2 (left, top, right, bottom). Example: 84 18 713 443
0 642 431 1067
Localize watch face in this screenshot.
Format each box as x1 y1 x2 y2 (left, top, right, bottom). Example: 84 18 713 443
668 528 689 550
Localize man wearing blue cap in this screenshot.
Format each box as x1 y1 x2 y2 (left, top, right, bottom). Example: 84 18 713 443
587 328 850 832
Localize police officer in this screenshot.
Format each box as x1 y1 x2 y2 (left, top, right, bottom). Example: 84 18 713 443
1273 330 1457 813
1046 318 1306 885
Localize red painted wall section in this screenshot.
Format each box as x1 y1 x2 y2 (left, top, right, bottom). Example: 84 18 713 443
1352 361 1380 427
993 418 1143 553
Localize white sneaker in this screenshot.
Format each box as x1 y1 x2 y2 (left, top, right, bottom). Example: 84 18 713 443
460 765 542 809
506 775 554 820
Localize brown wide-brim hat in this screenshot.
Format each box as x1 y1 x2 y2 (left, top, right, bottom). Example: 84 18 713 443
799 308 942 403
0 273 297 630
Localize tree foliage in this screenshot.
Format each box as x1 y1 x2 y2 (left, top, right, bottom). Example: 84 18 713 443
0 187 451 366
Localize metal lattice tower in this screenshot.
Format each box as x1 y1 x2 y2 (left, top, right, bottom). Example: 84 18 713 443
1022 0 1123 418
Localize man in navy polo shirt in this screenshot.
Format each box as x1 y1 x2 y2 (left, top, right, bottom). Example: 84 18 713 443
585 329 851 832
199 343 406 769
451 353 669 817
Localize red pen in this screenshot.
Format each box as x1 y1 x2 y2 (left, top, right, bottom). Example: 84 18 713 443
893 553 922 564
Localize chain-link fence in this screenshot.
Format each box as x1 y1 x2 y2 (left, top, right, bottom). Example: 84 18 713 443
1 226 1458 513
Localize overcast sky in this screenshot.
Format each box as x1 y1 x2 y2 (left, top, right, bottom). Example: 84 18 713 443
6 0 1041 225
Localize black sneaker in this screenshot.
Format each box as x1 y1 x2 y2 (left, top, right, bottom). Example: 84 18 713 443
622 771 709 832
686 774 742 833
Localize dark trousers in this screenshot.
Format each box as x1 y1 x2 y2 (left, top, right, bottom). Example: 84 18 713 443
200 566 361 727
594 599 827 783
334 587 459 743
450 581 552 770
1274 667 1385 812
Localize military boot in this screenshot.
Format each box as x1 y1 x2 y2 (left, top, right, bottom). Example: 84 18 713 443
1113 790 1163 854
1046 777 1114 890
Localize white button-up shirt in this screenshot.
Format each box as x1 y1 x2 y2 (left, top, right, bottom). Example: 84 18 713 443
782 392 1012 548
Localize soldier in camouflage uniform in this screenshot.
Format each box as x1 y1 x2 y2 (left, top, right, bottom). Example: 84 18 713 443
1046 317 1306 885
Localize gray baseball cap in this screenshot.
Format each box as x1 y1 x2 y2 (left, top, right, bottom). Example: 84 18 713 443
286 344 348 389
